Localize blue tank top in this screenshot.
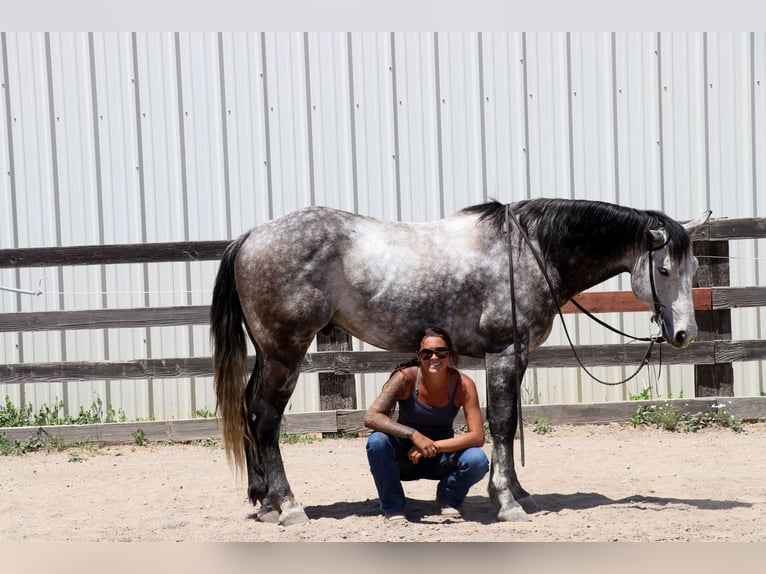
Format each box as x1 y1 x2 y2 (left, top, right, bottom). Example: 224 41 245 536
397 367 460 441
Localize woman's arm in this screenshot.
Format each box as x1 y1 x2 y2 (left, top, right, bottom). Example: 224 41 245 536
363 370 414 438
432 374 486 453
364 370 440 457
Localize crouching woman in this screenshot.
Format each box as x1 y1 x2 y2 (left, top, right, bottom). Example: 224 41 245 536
363 327 489 521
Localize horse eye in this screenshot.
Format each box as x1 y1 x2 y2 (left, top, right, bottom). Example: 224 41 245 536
658 267 669 276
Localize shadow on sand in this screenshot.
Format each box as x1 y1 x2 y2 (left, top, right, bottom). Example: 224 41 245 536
255 491 752 525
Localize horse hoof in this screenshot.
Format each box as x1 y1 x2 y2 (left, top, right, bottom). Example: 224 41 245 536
255 508 280 524
279 506 310 526
497 503 532 523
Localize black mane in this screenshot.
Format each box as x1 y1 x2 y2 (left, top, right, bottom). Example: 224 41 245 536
462 198 691 262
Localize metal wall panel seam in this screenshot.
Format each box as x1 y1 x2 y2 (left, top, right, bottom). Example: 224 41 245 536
564 33 583 403
259 32 274 220
0 32 23 368
747 32 763 391
43 33 70 416
477 32 488 203
433 32 445 219
521 32 531 200
610 33 622 206
133 32 153 417
175 33 207 418
345 32 359 214
302 32 316 207
87 32 113 409
703 32 712 209
389 32 402 221
609 33 630 396
0 32 24 407
565 32 576 201
217 32 233 239
750 32 759 219
43 36 65 305
655 32 666 213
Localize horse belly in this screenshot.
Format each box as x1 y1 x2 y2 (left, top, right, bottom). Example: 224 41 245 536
331 273 489 355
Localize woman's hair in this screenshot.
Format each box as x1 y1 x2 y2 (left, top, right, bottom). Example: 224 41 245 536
419 326 455 356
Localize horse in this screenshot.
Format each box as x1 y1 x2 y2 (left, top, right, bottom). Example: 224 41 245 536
210 197 710 525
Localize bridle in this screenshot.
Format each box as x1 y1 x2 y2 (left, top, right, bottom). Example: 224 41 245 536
646 236 670 337
504 204 669 380
504 204 669 464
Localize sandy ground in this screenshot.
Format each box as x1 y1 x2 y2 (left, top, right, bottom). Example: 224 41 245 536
2 422 766 543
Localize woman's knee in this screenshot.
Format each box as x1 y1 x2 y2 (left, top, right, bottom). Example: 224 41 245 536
366 431 393 454
460 447 489 474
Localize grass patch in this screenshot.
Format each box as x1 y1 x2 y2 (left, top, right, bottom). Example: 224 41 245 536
628 386 743 433
132 428 147 446
279 432 322 444
0 396 126 427
0 434 61 455
532 416 551 434
630 402 743 433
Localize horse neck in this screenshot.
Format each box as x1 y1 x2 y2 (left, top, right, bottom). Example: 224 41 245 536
551 248 636 301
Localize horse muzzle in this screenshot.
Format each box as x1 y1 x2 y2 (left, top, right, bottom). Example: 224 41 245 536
664 323 698 349
671 329 696 348
653 311 698 349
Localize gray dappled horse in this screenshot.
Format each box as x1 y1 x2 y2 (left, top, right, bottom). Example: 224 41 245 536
210 198 710 525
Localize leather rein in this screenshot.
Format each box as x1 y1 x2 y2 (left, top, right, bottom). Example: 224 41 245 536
504 204 668 465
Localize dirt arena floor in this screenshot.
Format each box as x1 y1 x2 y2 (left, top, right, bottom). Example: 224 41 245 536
2 422 766 544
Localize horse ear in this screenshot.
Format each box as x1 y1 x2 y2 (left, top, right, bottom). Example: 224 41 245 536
682 210 712 234
645 227 666 247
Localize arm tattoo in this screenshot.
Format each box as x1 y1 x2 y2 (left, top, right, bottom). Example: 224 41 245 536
367 374 415 438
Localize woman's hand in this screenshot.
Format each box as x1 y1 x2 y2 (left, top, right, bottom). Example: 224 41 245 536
408 431 439 463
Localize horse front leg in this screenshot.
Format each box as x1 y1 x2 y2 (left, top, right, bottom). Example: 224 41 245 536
247 357 310 526
486 350 536 522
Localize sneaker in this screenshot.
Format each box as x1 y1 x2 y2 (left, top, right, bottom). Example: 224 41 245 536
439 505 462 518
385 510 407 521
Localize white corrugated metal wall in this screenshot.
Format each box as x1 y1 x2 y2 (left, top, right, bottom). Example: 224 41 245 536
1 32 763 421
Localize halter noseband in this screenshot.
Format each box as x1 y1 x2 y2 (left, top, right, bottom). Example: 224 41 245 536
646 234 670 341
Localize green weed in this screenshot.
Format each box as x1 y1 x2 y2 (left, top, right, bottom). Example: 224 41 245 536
629 401 743 433
532 416 551 434
132 428 147 446
279 432 320 444
629 386 684 402
0 433 61 455
629 387 653 401
67 450 86 463
0 396 126 427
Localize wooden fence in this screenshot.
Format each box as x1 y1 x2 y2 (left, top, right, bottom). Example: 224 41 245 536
1 216 766 444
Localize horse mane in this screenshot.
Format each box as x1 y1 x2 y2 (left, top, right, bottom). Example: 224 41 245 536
461 198 691 262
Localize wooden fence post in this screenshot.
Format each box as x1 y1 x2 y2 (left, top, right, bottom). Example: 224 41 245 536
693 239 734 397
316 328 357 410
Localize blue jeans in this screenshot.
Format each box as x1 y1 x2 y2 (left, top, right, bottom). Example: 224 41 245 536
366 431 489 514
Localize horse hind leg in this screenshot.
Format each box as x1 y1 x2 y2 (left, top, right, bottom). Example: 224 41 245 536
246 354 310 526
244 439 278 522
242 367 274 521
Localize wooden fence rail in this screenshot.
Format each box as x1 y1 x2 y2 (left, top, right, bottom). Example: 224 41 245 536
2 340 766 384
4 395 766 446
1 216 765 442
2 286 765 335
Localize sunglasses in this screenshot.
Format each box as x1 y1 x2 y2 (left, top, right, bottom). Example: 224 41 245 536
418 347 450 360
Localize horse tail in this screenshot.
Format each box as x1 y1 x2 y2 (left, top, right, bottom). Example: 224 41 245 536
210 232 252 475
